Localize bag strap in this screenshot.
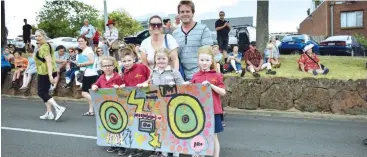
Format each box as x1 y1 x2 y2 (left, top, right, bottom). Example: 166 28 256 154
305 53 319 65
36 42 52 63
164 34 169 49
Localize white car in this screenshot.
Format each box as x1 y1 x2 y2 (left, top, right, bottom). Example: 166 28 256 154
48 37 79 51
13 35 51 50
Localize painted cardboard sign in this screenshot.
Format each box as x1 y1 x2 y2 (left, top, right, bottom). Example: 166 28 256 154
90 84 215 156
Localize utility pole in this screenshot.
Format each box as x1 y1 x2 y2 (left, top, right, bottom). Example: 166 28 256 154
1 0 7 48
103 0 108 31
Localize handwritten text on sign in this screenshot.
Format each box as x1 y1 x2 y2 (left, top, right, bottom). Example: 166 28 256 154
90 84 215 156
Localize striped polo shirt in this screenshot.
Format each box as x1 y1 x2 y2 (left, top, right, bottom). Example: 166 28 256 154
173 22 213 80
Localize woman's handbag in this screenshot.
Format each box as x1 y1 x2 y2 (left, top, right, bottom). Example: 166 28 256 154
76 69 85 82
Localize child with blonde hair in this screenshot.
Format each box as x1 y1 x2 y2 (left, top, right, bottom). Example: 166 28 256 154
190 45 226 157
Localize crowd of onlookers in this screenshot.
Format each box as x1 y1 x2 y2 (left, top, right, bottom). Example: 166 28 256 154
1 0 332 157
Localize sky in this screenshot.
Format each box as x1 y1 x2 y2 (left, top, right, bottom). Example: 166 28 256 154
4 0 312 38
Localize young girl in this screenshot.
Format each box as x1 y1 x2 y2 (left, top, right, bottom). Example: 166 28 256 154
212 45 223 73
190 45 226 157
63 48 78 88
10 51 28 89
149 48 184 157
227 45 243 75
19 47 37 90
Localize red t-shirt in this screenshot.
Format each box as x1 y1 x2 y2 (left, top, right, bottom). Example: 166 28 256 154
191 70 225 114
93 72 123 88
123 64 151 87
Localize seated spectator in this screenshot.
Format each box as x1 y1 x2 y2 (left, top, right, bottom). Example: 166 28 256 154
298 44 329 76
63 48 78 88
1 50 12 85
95 47 104 76
3 47 15 68
19 47 37 90
227 45 245 77
244 41 276 78
51 46 69 92
264 43 281 68
10 51 28 88
213 45 223 73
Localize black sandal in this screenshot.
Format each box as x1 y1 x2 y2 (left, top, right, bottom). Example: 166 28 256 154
82 112 95 116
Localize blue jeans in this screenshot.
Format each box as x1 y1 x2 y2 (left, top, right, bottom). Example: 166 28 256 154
65 68 77 85
229 62 242 71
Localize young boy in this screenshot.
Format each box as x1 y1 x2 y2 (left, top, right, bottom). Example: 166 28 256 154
91 56 127 156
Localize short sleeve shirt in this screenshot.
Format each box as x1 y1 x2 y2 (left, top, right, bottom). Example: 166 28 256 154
215 20 229 38
34 43 57 75
172 23 213 80
140 34 178 69
54 51 69 68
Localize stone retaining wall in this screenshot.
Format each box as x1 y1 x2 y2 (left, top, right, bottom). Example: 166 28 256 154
2 73 367 115
222 77 367 115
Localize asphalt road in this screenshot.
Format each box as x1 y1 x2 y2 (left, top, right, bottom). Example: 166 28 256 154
1 97 367 157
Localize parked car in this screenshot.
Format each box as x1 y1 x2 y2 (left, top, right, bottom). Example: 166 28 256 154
210 30 237 48
232 25 252 53
48 37 78 51
279 34 320 55
319 35 366 56
13 35 51 51
124 29 150 45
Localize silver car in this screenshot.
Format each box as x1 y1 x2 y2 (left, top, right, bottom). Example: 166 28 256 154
48 37 79 51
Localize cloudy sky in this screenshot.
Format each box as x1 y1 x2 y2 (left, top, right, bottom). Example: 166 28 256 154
4 0 311 38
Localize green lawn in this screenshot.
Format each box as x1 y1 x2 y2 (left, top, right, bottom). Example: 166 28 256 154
225 55 367 80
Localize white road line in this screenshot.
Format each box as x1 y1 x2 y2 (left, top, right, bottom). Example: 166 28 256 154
1 127 97 139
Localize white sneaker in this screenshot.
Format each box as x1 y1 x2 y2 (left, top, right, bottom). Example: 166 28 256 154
40 112 54 120
55 106 66 121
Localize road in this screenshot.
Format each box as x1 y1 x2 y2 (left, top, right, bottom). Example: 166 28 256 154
1 97 367 157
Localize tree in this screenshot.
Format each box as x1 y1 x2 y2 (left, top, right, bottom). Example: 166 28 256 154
37 0 99 38
96 10 143 39
256 0 269 54
31 25 38 35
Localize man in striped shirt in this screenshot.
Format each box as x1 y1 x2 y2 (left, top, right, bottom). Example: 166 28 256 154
172 0 213 81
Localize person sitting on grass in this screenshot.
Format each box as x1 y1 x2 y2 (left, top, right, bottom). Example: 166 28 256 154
298 44 329 76
244 41 276 78
62 48 78 88
227 45 245 77
264 43 281 68
213 45 224 73
10 51 28 89
19 46 37 90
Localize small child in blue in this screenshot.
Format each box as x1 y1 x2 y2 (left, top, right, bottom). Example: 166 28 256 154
63 47 79 88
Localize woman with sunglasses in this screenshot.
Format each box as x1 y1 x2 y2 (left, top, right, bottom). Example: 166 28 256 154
140 15 179 70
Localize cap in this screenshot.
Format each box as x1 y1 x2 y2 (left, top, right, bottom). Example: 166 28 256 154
303 44 314 52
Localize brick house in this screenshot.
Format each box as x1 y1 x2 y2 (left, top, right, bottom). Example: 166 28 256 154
298 1 367 38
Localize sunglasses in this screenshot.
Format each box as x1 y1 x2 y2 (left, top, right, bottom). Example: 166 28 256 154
149 23 163 28
219 14 225 16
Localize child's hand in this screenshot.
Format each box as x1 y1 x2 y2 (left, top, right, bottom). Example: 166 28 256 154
119 84 125 89
113 84 119 89
168 82 175 85
91 85 98 91
202 80 211 86
137 82 148 88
